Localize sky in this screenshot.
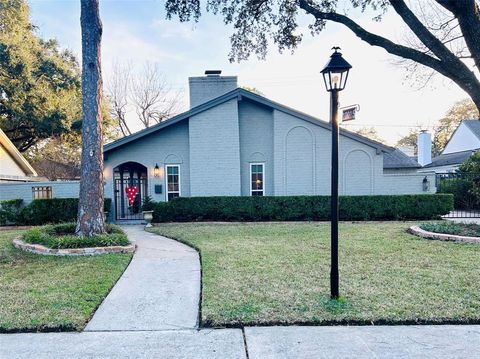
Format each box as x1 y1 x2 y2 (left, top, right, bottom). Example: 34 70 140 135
28 0 469 145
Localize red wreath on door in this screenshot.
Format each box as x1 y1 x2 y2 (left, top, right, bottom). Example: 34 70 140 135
125 186 138 206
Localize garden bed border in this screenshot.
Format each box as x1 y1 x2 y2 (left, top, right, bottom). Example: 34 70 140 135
13 237 136 256
408 225 480 244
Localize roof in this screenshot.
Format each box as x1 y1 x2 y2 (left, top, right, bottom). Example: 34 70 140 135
383 149 421 169
423 148 477 168
104 88 416 169
0 128 37 176
463 120 480 140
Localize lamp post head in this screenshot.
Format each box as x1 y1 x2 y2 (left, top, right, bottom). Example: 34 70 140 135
321 47 352 92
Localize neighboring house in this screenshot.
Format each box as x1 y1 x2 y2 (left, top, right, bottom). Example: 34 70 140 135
0 128 39 183
421 120 480 173
103 71 434 221
0 128 78 204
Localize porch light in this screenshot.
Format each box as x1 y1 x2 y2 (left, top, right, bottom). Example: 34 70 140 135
423 176 430 192
154 163 161 178
321 47 352 92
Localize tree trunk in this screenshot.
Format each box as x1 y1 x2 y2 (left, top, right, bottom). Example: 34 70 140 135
76 0 106 236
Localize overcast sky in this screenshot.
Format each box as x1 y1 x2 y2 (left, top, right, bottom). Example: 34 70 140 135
29 0 469 145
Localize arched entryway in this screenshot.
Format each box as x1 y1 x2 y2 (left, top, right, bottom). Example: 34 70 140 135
113 162 148 220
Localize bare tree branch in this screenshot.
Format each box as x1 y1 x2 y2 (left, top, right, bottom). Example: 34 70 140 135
130 63 180 128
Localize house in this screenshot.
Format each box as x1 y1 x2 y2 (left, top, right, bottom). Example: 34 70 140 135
421 120 480 173
103 71 435 221
0 128 39 183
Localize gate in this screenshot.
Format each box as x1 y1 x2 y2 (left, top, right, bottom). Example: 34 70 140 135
436 173 480 218
114 177 148 220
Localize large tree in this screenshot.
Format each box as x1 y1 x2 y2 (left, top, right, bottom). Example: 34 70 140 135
165 0 480 111
76 0 105 236
0 0 81 151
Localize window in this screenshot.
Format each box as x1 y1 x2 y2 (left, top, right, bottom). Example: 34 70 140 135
250 163 264 196
32 186 52 199
166 165 180 201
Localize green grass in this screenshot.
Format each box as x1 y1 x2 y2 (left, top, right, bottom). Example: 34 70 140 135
0 229 132 332
420 221 480 237
149 222 480 327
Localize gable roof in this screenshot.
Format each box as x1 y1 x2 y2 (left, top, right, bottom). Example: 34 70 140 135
104 88 417 169
442 119 480 154
423 148 477 168
0 128 37 176
463 119 480 140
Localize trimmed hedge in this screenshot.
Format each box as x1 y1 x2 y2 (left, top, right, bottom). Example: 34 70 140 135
22 222 129 249
0 199 23 225
19 198 112 226
152 194 454 222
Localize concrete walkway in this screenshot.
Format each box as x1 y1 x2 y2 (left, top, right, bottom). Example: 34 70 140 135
85 226 201 331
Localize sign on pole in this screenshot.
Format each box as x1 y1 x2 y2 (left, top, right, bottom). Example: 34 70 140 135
341 104 360 122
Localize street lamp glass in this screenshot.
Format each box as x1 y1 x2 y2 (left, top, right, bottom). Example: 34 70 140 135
321 47 352 92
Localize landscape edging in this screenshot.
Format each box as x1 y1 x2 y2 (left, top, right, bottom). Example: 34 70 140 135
13 237 136 256
408 226 480 244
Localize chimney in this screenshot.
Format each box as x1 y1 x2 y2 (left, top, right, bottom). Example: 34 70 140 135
188 70 238 108
417 130 432 166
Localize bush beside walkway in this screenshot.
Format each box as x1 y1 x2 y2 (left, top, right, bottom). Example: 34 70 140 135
153 194 453 222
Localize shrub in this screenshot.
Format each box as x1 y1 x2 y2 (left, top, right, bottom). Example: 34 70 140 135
0 199 23 225
22 223 129 249
437 177 479 210
419 221 480 237
152 194 454 222
141 196 156 211
19 198 112 225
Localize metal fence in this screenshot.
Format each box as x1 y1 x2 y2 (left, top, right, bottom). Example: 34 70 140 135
436 173 480 218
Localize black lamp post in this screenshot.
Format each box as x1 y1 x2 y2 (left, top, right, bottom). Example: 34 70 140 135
321 47 352 299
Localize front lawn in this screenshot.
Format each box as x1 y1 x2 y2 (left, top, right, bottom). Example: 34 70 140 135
150 222 480 327
0 229 132 332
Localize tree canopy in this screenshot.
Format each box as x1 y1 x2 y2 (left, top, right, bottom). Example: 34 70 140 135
0 0 81 152
165 0 480 111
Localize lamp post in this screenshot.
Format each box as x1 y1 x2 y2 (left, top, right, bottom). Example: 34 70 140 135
321 47 352 299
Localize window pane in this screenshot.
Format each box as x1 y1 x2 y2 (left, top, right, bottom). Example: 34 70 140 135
251 164 264 196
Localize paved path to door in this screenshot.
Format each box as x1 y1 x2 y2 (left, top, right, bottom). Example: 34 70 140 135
85 226 201 331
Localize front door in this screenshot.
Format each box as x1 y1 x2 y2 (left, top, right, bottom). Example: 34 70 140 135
114 177 147 220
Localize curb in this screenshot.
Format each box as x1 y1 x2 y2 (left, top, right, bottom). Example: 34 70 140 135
13 237 136 256
408 226 480 244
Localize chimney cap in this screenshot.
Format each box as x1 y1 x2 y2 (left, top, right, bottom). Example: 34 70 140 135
205 70 222 76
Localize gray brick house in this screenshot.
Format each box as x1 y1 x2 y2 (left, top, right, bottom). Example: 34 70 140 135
103 71 434 221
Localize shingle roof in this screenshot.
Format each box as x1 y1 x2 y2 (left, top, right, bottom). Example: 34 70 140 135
463 120 480 140
104 88 416 169
383 149 421 169
423 149 477 168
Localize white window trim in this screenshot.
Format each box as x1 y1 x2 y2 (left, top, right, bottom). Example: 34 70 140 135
250 162 265 196
165 164 181 201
